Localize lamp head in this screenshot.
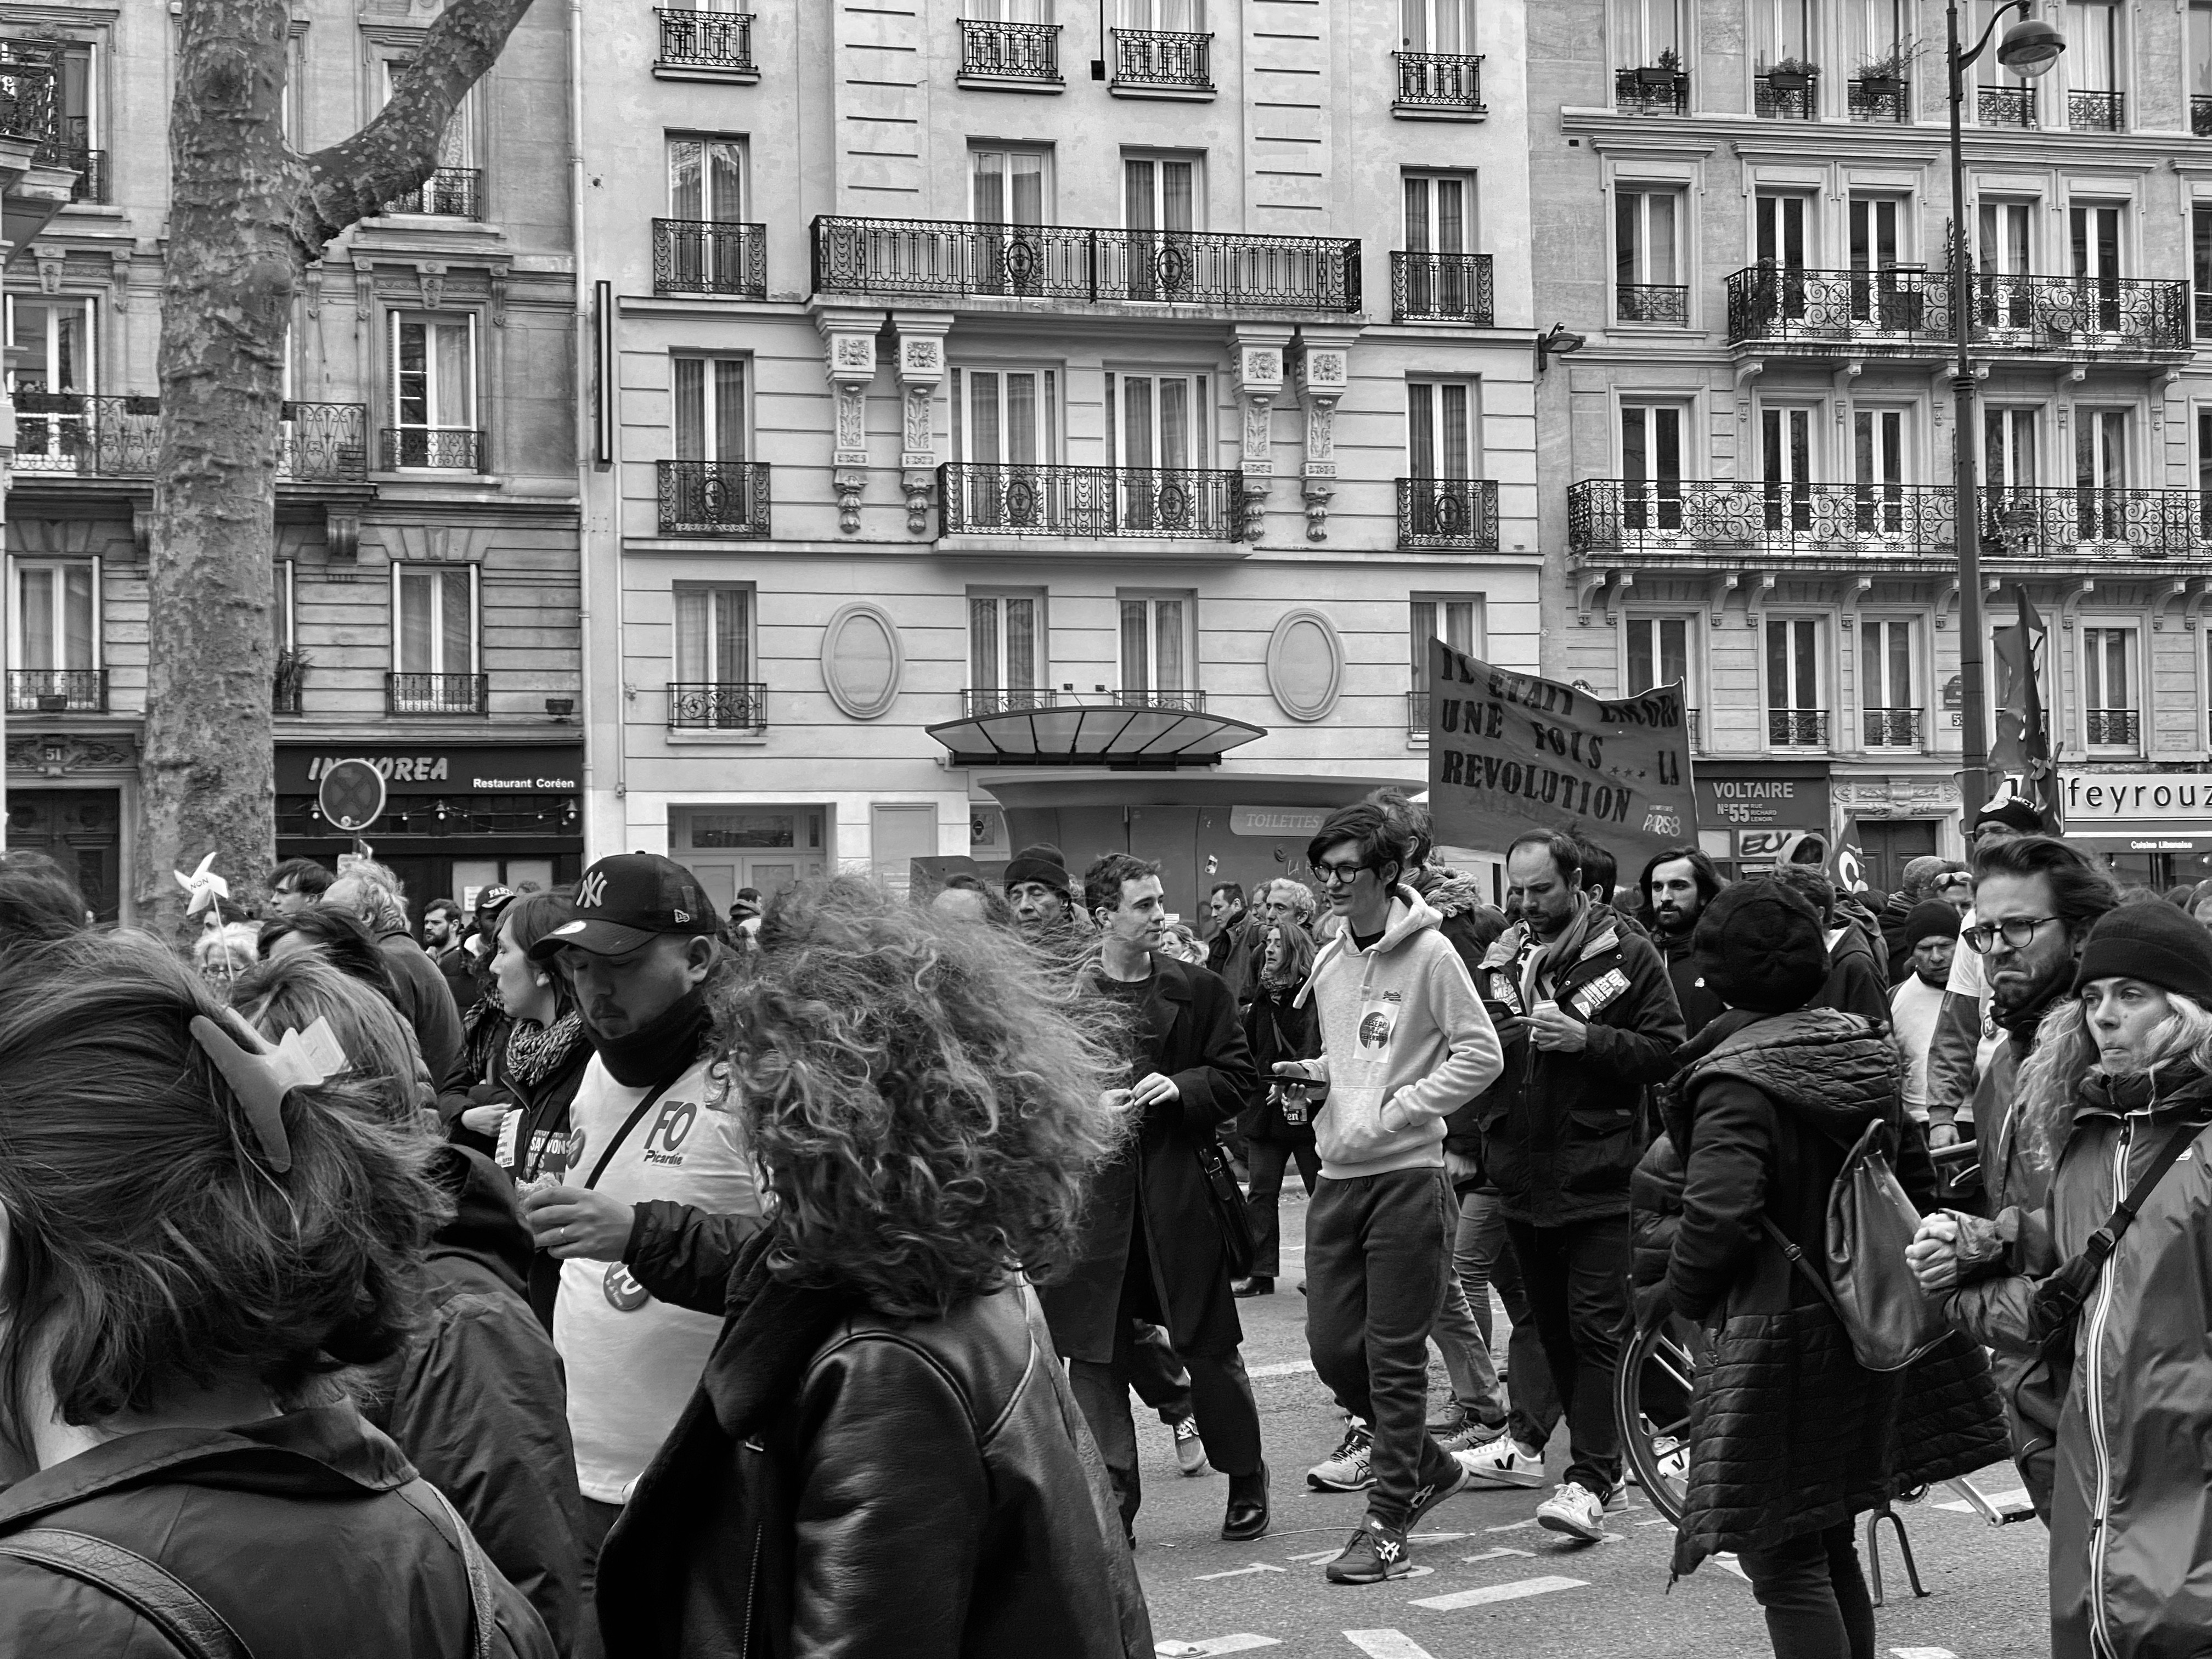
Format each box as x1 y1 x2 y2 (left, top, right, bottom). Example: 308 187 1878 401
1536 323 1589 373
1996 15 2064 76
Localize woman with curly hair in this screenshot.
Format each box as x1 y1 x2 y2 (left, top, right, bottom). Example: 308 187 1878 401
592 877 1153 1659
0 932 555 1657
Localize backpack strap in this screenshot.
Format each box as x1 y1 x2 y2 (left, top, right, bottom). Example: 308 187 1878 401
397 1481 499 1659
1757 1214 1850 1322
0 1528 255 1659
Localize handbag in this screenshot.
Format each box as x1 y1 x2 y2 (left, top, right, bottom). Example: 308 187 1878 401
1760 1116 1946 1373
1197 1137 1256 1281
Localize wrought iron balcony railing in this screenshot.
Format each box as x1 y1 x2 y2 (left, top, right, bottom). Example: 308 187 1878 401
1727 266 1948 348
963 687 1058 716
1407 691 1430 739
658 459 772 537
0 48 57 146
938 461 1242 540
1617 283 1689 324
382 427 486 471
958 686 1205 716
2197 94 2212 136
1863 707 1922 748
668 681 766 730
1119 688 1207 713
386 672 488 716
1978 85 2035 126
279 402 370 482
1769 708 1829 748
1726 266 2190 356
1395 52 1485 114
812 216 1362 311
1397 477 1501 550
1754 70 1817 119
1615 67 1689 114
1981 486 2210 558
1113 29 1211 89
272 653 307 716
12 392 161 477
2085 708 2140 747
1849 75 1910 121
2070 89 2124 131
1392 251 1494 323
1687 707 1702 749
656 8 753 73
7 668 105 713
382 167 481 218
958 18 1059 81
37 118 101 201
653 218 767 297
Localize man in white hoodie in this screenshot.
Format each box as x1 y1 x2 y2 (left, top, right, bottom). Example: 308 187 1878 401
1278 801 1504 1584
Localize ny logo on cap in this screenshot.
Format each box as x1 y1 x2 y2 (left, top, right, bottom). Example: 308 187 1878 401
578 871 608 909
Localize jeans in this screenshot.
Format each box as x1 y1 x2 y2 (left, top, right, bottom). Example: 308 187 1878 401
571 1496 623 1659
1505 1214 1630 1494
1245 1137 1320 1279
1428 1183 1507 1426
1306 1167 1462 1529
1456 1187 1560 1449
1737 1522 1876 1659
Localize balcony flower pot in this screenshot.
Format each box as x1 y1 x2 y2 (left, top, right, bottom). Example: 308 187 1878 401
14 390 77 414
1636 66 1680 88
1858 73 1904 94
122 394 160 416
36 693 67 712
1767 63 1815 93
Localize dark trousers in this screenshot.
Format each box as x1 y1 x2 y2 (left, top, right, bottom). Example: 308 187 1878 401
1505 1214 1629 1494
1306 1167 1460 1528
1245 1137 1320 1279
572 1496 623 1659
1127 1320 1194 1424
1452 1186 1562 1447
1737 1521 1876 1659
1069 1242 1263 1529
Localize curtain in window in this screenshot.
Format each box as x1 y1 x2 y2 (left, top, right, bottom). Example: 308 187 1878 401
1153 600 1185 690
441 569 472 674
400 567 435 673
1120 600 1149 691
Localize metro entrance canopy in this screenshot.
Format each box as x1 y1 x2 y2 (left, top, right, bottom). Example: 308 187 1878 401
926 692 1266 769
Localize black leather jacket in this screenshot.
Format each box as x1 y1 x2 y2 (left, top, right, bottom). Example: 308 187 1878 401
599 1218 1152 1659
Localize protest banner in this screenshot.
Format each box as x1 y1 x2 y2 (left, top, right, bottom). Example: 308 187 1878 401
1426 640 1697 870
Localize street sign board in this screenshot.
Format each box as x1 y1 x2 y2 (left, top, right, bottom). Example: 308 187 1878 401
317 758 388 833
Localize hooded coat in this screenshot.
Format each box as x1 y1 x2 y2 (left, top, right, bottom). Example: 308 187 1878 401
1037 952 1256 1362
1466 910 1686 1227
0 1406 557 1658
1946 1064 2212 1659
1660 1009 2010 1577
354 1146 588 1656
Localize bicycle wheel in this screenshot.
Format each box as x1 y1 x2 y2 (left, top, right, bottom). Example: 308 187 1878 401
1614 1311 1700 1526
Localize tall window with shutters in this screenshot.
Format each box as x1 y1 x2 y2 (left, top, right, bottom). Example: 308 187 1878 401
1860 617 1918 747
2081 625 2138 749
1765 616 1825 747
672 584 758 729
389 563 479 713
12 560 100 709
1625 615 1689 694
968 589 1046 712
1119 591 1194 704
389 315 478 470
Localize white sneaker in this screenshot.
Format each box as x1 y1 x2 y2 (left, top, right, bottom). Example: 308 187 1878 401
1452 1436 1545 1488
1306 1425 1375 1492
1536 1481 1609 1542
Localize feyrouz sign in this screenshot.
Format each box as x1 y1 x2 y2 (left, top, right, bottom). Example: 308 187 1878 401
1427 641 1698 867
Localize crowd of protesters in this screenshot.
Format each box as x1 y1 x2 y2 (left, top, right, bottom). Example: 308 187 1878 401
0 780 2204 1659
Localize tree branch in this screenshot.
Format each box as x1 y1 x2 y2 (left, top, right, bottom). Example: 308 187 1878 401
291 0 538 252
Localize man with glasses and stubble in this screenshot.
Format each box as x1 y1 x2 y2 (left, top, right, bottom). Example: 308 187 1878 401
1275 803 1503 1584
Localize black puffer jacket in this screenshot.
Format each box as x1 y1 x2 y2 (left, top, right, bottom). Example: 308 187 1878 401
1660 1009 2009 1576
1240 981 1319 1144
1630 1131 1685 1288
599 1226 1153 1659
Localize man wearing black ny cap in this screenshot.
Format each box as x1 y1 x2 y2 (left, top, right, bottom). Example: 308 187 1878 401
519 853 765 1659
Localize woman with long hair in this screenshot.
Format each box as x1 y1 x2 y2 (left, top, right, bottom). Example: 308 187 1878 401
1235 921 1319 1297
1920 901 2212 1659
0 933 555 1657
591 877 1152 1659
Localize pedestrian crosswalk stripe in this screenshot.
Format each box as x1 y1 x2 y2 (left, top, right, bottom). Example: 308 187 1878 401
1410 1575 1589 1611
1154 1638 1280 1657
1889 1649 1959 1658
1343 1632 1439 1659
1192 1562 1287 1582
1457 1547 1534 1562
1246 1359 1318 1379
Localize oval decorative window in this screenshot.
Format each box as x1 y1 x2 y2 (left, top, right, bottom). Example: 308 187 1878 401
1265 608 1343 723
821 602 903 720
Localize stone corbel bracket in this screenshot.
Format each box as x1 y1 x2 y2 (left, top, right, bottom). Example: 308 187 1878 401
1573 566 1611 626
1934 578 1960 630
892 314 951 537
1837 572 1872 633
1706 570 1740 628
816 311 885 534
1232 328 1290 543
1603 568 1635 628
1292 329 1355 542
1746 569 1777 625
2152 577 2190 631
2058 577 2095 631
2185 576 2212 633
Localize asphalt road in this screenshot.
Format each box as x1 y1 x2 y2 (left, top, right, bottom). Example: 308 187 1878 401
1130 1190 2052 1659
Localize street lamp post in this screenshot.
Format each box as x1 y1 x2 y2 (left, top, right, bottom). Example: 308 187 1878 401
1945 0 2063 822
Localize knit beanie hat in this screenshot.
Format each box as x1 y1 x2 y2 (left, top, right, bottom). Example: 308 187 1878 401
1973 797 2045 836
1693 879 1830 1015
1903 900 1961 947
2072 900 2212 1006
1002 843 1069 893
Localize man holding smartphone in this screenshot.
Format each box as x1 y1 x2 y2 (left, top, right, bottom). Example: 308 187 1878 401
1283 802 1503 1584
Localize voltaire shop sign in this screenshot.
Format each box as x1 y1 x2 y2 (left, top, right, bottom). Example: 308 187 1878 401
2062 771 2212 850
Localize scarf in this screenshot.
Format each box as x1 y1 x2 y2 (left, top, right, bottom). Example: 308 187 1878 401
505 1009 586 1087
584 985 713 1088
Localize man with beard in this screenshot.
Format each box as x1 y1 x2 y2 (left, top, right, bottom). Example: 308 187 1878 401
517 853 766 1659
1923 797 2045 1151
1637 845 1727 1040
1005 842 1080 944
1889 900 1961 1121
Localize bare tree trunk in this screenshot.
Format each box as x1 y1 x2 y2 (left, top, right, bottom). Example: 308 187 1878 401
136 0 536 931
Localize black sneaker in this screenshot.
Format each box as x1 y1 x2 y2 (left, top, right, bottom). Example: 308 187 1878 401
1405 1458 1472 1532
1324 1515 1412 1584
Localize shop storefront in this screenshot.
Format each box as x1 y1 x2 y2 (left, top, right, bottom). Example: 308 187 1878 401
276 743 586 921
2058 770 2212 891
1694 762 1833 881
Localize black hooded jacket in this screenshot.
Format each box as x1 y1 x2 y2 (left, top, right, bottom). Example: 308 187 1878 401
356 1146 587 1656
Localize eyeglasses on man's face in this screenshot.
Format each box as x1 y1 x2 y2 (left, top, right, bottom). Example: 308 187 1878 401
1961 914 2059 955
1313 860 1373 887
